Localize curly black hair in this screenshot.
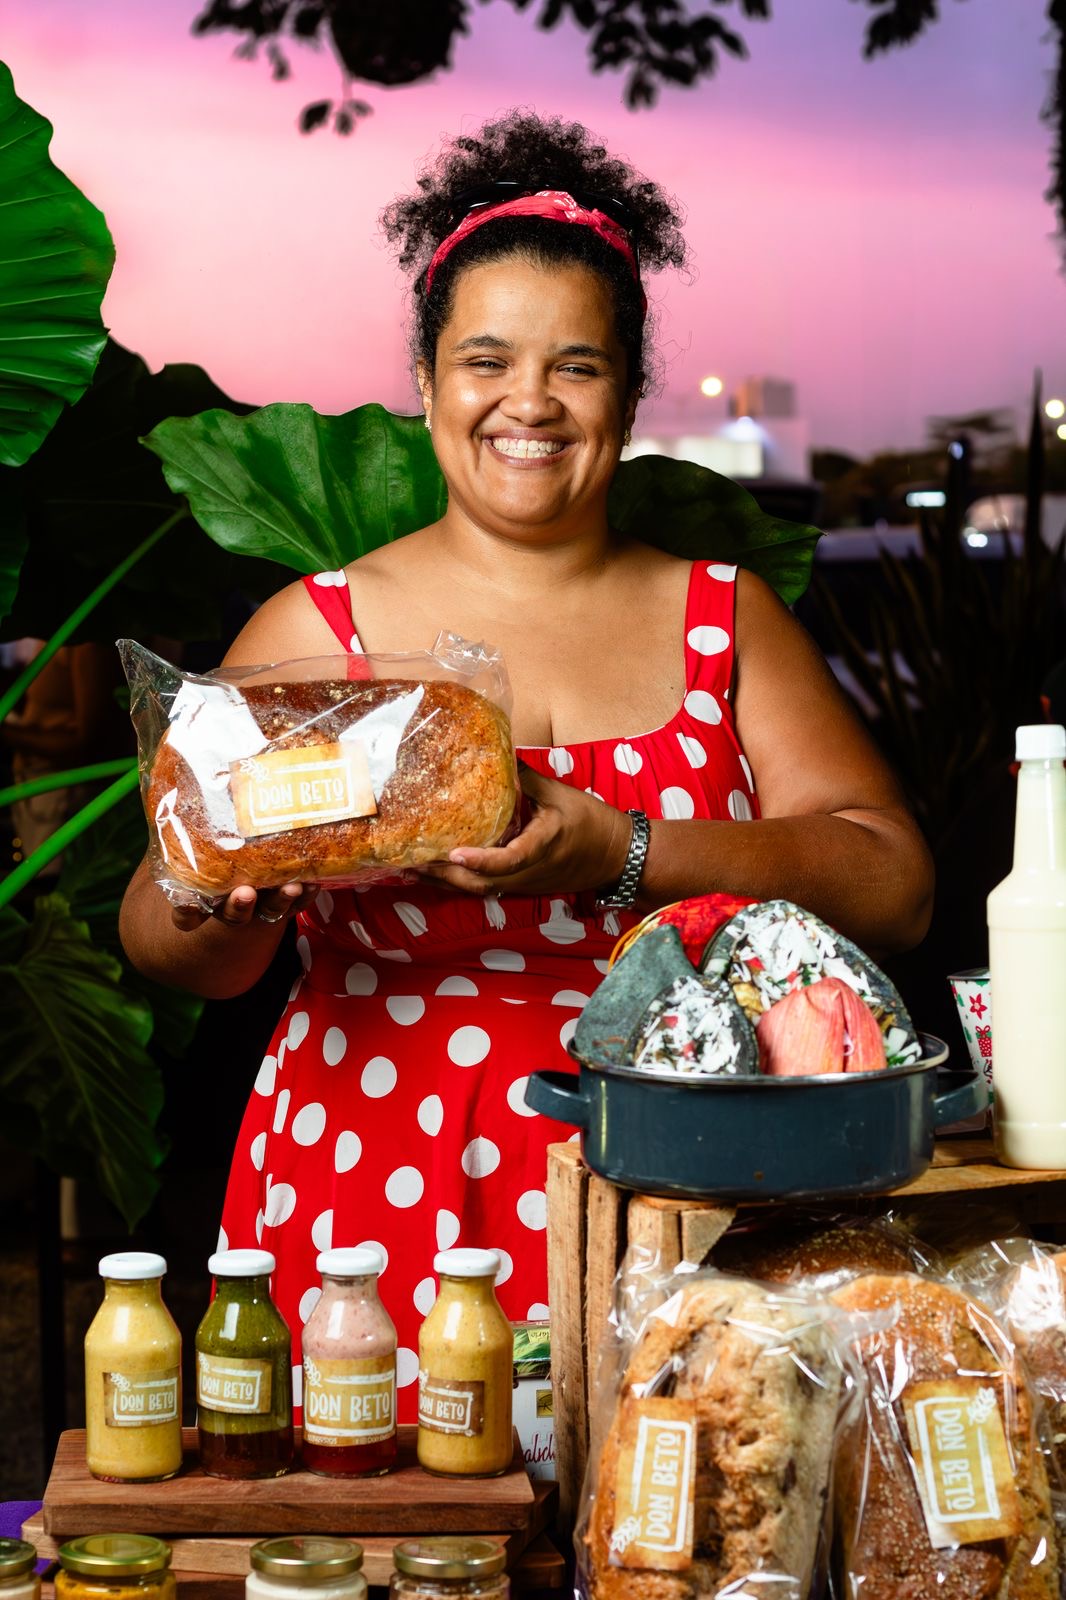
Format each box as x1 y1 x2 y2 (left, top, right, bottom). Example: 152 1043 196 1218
379 111 688 395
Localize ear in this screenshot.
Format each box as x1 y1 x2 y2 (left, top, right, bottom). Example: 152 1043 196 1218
416 359 434 425
623 387 640 438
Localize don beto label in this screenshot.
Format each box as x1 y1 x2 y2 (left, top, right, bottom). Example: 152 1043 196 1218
903 1378 1021 1548
417 1372 485 1437
231 739 376 839
609 1396 696 1572
104 1368 179 1428
303 1354 396 1445
197 1352 273 1415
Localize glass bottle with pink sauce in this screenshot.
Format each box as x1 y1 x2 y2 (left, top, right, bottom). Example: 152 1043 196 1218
301 1247 397 1477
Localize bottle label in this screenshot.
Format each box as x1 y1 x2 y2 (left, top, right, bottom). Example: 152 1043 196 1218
903 1378 1021 1548
417 1371 485 1437
197 1352 273 1415
303 1353 396 1444
608 1396 696 1572
231 740 377 839
103 1368 179 1428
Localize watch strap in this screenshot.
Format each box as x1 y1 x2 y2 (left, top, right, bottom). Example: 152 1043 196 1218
595 809 651 911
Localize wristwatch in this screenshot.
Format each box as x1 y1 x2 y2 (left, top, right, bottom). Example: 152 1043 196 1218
595 809 651 911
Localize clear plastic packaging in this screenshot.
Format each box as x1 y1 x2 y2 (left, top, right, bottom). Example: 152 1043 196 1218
119 637 517 910
711 1212 938 1289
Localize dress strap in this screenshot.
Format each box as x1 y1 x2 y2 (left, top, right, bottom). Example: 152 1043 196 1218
302 571 372 679
683 560 739 703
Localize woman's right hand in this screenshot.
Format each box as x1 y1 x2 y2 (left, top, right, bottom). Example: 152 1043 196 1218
170 881 319 933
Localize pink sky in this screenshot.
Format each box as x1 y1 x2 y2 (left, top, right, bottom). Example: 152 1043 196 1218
3 0 1062 453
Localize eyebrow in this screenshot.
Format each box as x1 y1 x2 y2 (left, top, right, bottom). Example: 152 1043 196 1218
450 334 613 361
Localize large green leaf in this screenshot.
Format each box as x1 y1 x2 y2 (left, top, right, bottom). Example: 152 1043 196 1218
142 402 819 599
0 894 165 1227
0 61 115 467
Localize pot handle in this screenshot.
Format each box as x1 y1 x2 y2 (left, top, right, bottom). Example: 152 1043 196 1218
524 1070 590 1129
934 1073 990 1128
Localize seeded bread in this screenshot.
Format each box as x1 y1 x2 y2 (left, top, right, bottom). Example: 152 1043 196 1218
1002 1248 1066 1485
585 1276 841 1600
713 1217 917 1286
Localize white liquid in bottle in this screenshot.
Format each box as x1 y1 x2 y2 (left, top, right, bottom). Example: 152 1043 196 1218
988 724 1066 1168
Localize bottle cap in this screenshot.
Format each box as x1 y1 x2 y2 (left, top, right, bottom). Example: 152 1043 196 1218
250 1537 363 1581
317 1247 384 1279
58 1535 171 1578
0 1539 37 1579
1016 724 1066 761
433 1247 500 1279
98 1251 167 1281
393 1537 507 1580
208 1248 276 1277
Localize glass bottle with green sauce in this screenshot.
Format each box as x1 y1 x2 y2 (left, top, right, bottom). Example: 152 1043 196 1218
195 1249 293 1478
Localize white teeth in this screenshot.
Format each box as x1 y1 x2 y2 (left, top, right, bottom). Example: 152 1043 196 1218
489 438 565 459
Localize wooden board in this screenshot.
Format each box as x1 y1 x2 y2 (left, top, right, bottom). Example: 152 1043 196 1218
892 1137 1066 1194
545 1138 589 1533
41 1427 534 1537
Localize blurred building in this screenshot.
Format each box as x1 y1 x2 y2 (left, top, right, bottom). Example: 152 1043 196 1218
628 373 811 482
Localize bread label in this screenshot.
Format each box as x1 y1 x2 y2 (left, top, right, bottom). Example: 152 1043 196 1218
609 1396 696 1571
196 1352 273 1415
417 1372 485 1437
103 1368 179 1427
303 1353 396 1444
230 740 376 838
903 1378 1021 1548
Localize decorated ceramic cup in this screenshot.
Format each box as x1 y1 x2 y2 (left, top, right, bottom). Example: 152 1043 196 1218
948 967 993 1096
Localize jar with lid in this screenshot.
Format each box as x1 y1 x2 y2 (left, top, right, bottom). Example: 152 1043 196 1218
302 1247 397 1477
84 1252 182 1483
417 1250 513 1478
390 1538 509 1598
55 1534 175 1600
0 1538 40 1600
195 1248 293 1478
247 1538 366 1599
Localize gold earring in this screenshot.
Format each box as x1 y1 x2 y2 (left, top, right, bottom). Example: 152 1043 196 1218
623 428 632 447
424 414 432 433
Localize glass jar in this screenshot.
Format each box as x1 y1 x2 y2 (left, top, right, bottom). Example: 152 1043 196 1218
302 1247 397 1478
390 1538 509 1598
417 1250 513 1478
247 1538 366 1599
84 1253 182 1484
55 1535 175 1600
0 1538 40 1599
196 1248 293 1478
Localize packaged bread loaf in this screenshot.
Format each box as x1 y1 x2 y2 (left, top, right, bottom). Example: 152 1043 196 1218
712 1215 927 1288
120 637 517 908
830 1272 1058 1600
579 1272 850 1600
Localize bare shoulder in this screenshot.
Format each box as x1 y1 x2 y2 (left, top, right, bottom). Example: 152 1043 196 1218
223 576 343 668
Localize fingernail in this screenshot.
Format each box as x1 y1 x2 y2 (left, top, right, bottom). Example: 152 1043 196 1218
283 884 301 899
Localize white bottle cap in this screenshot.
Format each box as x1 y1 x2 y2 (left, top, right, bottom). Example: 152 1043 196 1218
98 1251 167 1280
1016 724 1066 761
433 1248 500 1280
208 1248 276 1277
317 1247 383 1279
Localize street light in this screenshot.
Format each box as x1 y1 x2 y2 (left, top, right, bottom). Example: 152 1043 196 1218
1058 423 1066 441
699 375 723 398
1046 398 1065 419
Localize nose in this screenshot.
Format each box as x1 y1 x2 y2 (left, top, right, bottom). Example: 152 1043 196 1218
499 360 563 426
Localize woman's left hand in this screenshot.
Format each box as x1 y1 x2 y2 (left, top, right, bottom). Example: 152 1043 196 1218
417 766 632 898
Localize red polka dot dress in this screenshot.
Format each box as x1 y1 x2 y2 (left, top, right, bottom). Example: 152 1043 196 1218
219 559 760 1419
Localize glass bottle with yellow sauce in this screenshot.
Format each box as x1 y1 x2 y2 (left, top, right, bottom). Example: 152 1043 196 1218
84 1253 182 1483
417 1250 513 1478
55 1535 175 1600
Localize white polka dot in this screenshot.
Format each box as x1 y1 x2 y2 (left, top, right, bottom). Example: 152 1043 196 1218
316 889 334 923
568 1129 582 1143
361 1056 397 1098
559 1017 579 1050
448 1025 491 1066
687 624 730 655
334 1130 362 1173
436 975 479 997
378 948 413 962
481 948 525 972
272 1089 291 1134
413 1277 437 1315
345 962 378 995
739 753 755 792
216 1226 229 1254
436 1210 461 1250
501 997 525 1005
312 568 347 587
296 935 311 971
527 1302 550 1320
311 1208 333 1251
299 1285 322 1323
396 1347 419 1387
507 1077 538 1117
322 1026 347 1066
255 1209 265 1243
593 958 611 974
660 786 695 819
385 1166 425 1208
552 989 589 1007
484 896 507 930
602 910 621 937
349 632 361 651
585 787 605 802
548 746 575 776
517 1190 548 1230
250 1132 267 1171
613 742 643 776
540 899 586 945
707 562 737 581
393 901 428 937
292 1362 303 1408
386 994 426 1026
462 1137 501 1179
277 1040 287 1071
493 1249 514 1286
288 977 303 1004
349 920 374 947
417 1094 444 1136
677 732 707 769
254 1055 277 1097
358 1239 388 1274
685 691 722 728
263 1181 297 1228
728 788 754 821
291 1101 327 1147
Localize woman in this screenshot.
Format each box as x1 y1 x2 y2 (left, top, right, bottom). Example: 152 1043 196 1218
120 112 933 1414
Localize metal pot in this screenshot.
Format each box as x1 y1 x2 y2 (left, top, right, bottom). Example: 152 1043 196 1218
524 1035 986 1200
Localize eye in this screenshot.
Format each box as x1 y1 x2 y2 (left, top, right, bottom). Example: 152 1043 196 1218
559 364 598 377
467 357 505 371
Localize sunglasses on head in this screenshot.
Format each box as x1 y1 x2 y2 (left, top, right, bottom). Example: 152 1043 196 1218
448 179 637 237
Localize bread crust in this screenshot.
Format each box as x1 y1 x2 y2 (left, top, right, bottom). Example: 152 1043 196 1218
713 1218 917 1286
146 676 517 895
830 1273 1058 1600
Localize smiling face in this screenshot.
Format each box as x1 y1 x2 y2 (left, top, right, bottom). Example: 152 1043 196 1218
419 256 637 545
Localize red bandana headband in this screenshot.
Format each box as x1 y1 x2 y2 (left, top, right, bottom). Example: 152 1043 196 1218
424 188 647 317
